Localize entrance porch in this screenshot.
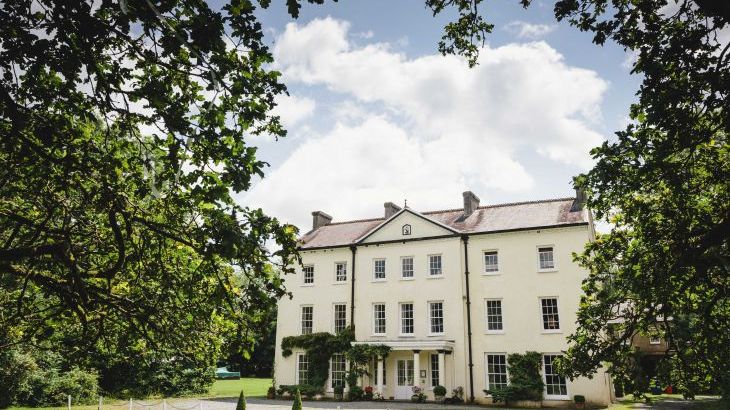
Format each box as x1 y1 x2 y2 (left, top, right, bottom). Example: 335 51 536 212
351 340 454 400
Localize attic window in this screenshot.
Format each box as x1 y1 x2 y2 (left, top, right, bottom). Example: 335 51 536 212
402 224 412 235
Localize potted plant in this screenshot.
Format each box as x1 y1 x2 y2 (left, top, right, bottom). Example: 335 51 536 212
411 386 426 403
433 385 447 402
364 385 374 400
333 385 344 401
267 386 276 400
574 395 586 409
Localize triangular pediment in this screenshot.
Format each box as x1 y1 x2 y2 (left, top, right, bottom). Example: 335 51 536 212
357 209 458 244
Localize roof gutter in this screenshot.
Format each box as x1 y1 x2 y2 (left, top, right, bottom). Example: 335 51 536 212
461 234 475 402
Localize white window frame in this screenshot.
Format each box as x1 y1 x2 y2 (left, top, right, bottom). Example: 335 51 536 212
399 302 415 336
429 353 440 388
537 245 557 272
483 250 500 274
485 353 509 392
296 353 309 385
334 262 347 283
300 305 313 335
333 303 347 333
485 299 504 334
373 303 386 336
428 254 443 277
649 336 661 345
539 297 561 333
428 301 445 335
401 256 414 280
373 258 386 281
329 353 347 391
302 264 314 285
543 354 569 400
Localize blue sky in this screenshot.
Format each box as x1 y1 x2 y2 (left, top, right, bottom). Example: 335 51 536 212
230 0 643 230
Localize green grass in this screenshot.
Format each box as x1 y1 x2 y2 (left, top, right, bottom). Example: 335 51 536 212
6 378 273 410
207 378 272 398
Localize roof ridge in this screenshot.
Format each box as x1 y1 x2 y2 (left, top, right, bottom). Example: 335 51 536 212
315 197 576 227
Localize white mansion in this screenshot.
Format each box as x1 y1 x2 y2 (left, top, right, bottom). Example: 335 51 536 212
274 191 615 407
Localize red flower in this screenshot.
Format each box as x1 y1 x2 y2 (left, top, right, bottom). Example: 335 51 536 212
365 386 374 393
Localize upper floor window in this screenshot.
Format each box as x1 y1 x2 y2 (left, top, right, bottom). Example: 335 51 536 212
374 259 386 280
428 254 443 276
485 353 508 391
303 265 314 284
543 354 568 398
373 303 386 335
484 251 499 273
301 305 313 334
538 246 555 270
540 298 560 331
400 303 414 335
401 257 414 279
485 299 503 332
335 262 347 282
333 303 347 333
429 301 444 334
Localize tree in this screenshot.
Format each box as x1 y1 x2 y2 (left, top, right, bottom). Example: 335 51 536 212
0 0 326 384
426 0 729 399
236 390 246 410
292 388 302 410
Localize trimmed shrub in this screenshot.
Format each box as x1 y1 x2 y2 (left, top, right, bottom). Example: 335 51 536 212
433 385 447 396
292 389 302 410
347 385 364 401
486 352 544 404
236 391 246 410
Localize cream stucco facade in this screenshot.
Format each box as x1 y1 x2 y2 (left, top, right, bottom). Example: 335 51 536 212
274 193 614 407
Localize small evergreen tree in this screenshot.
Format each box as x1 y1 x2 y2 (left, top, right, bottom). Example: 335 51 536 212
292 389 302 410
236 391 246 410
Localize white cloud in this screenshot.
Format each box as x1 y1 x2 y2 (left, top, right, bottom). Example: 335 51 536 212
272 94 316 128
505 21 557 39
244 17 608 229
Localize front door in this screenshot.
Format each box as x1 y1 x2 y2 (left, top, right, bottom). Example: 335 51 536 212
395 359 414 400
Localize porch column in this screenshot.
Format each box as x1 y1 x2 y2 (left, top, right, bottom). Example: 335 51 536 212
376 356 384 394
438 350 446 387
413 350 421 387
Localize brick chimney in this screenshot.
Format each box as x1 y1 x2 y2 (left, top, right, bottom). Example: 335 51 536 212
311 211 333 230
384 202 401 219
463 191 480 217
571 188 588 211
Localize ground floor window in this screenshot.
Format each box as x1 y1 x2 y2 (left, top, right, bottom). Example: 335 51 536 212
397 359 414 386
330 354 346 389
485 353 508 391
543 354 568 398
430 354 440 387
296 353 309 385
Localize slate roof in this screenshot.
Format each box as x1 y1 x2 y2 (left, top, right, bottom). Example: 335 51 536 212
299 197 589 249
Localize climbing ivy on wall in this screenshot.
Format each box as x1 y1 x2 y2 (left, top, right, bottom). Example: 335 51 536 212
485 351 545 404
280 329 391 391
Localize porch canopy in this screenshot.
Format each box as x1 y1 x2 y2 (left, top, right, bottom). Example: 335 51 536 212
351 340 454 393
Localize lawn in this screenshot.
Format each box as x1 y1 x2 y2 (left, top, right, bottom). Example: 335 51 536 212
6 378 273 410
207 378 272 398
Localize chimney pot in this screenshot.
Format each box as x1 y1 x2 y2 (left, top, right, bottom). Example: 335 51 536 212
384 202 402 219
462 191 480 216
572 188 588 211
311 211 333 230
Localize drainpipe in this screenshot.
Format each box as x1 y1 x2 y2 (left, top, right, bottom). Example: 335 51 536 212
350 245 357 330
461 234 475 402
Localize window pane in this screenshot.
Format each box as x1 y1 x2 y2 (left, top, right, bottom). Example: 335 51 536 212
544 355 567 396
401 257 414 278
401 303 414 334
541 298 560 330
430 302 444 334
486 300 503 331
301 306 313 334
429 255 442 276
430 354 440 387
303 265 314 284
334 304 347 333
374 304 386 334
484 251 499 272
374 259 386 279
486 354 508 390
335 263 347 282
539 247 555 269
297 354 309 385
331 354 346 388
